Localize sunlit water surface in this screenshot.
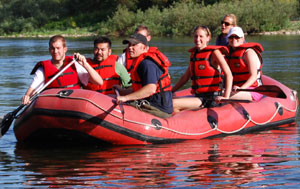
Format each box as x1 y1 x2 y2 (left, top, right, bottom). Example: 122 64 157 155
0 36 300 188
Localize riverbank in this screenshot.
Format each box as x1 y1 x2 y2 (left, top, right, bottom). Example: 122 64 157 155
257 21 300 35
0 20 299 38
1 30 300 39
257 30 300 35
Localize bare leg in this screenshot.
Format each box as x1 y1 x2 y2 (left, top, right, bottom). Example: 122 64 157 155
173 97 202 113
230 91 252 101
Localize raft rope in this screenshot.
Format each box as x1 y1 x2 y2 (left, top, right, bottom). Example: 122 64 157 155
39 90 298 136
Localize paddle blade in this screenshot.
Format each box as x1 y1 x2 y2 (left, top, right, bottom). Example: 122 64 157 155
237 85 287 99
0 112 14 138
0 104 25 138
255 85 287 98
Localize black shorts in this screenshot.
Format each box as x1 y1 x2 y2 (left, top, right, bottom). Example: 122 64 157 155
195 91 221 108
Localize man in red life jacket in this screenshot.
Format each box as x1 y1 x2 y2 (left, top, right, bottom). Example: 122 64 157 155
77 36 131 95
115 33 173 118
22 35 103 104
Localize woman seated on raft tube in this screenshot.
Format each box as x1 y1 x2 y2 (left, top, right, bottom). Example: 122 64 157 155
226 26 264 102
172 26 233 114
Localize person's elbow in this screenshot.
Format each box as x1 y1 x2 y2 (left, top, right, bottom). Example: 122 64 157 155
93 76 103 85
98 79 104 85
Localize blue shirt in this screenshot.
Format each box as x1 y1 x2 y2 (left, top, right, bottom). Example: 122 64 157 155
137 58 173 114
216 34 228 46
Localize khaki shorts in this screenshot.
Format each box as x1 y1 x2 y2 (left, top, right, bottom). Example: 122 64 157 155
128 100 172 118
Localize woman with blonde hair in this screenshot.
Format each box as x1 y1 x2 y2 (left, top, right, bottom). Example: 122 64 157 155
172 26 233 113
216 14 237 46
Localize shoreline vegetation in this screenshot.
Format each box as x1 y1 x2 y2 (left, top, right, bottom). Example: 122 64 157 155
1 27 299 39
0 0 299 38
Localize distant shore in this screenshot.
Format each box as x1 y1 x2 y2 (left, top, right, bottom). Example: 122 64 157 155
257 30 300 35
0 29 300 39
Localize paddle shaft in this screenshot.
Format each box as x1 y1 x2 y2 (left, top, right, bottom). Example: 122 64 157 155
30 59 77 100
237 88 272 92
220 99 252 103
115 89 125 119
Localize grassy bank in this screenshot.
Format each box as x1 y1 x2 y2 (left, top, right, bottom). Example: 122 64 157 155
2 20 299 39
0 0 298 38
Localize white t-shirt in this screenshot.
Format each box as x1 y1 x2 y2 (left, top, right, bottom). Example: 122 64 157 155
30 62 89 91
118 52 126 67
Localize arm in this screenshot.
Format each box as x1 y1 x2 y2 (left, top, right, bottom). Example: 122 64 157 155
113 84 133 96
212 49 233 98
116 59 159 103
240 49 260 89
117 83 156 103
171 66 191 93
74 53 103 85
22 67 45 104
22 87 36 104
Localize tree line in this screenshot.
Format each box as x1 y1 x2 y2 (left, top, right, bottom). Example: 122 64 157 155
0 0 298 37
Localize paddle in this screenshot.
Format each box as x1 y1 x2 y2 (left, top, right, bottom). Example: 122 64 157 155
220 99 252 103
114 89 125 122
236 85 286 99
0 58 78 138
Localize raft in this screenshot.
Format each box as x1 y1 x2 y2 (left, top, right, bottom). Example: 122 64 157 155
13 75 298 145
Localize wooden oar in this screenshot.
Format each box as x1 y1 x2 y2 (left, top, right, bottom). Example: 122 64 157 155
114 89 125 122
0 58 78 138
236 85 286 99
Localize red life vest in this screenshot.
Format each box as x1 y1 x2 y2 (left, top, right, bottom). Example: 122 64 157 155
189 46 228 95
125 46 166 74
31 56 80 89
227 43 263 87
84 55 120 94
130 49 172 95
124 48 134 73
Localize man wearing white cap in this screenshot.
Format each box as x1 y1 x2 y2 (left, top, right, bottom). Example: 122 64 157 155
226 26 264 102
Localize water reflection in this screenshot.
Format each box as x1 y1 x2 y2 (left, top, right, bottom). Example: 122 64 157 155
0 36 300 188
12 124 299 188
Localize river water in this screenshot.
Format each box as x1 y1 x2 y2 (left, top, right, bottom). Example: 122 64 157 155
0 36 299 188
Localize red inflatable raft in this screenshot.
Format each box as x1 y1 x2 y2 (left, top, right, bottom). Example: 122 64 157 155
13 75 298 145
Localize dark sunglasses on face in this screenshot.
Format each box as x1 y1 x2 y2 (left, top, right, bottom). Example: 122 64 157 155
221 21 232 27
228 35 241 40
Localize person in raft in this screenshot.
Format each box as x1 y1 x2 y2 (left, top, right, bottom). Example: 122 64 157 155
118 25 152 71
22 35 103 104
172 26 233 113
114 33 173 118
118 25 171 76
75 36 131 95
226 26 264 101
216 14 237 46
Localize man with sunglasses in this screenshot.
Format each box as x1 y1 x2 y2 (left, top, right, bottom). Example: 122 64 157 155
216 14 237 46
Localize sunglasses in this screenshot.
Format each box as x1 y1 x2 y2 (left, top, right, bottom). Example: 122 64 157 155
228 35 241 40
221 21 232 27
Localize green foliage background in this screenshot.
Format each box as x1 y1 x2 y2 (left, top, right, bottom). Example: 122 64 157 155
0 0 298 37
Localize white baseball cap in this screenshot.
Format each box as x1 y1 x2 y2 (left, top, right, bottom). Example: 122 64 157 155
227 26 244 38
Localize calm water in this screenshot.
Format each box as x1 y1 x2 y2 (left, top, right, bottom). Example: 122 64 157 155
0 36 300 188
